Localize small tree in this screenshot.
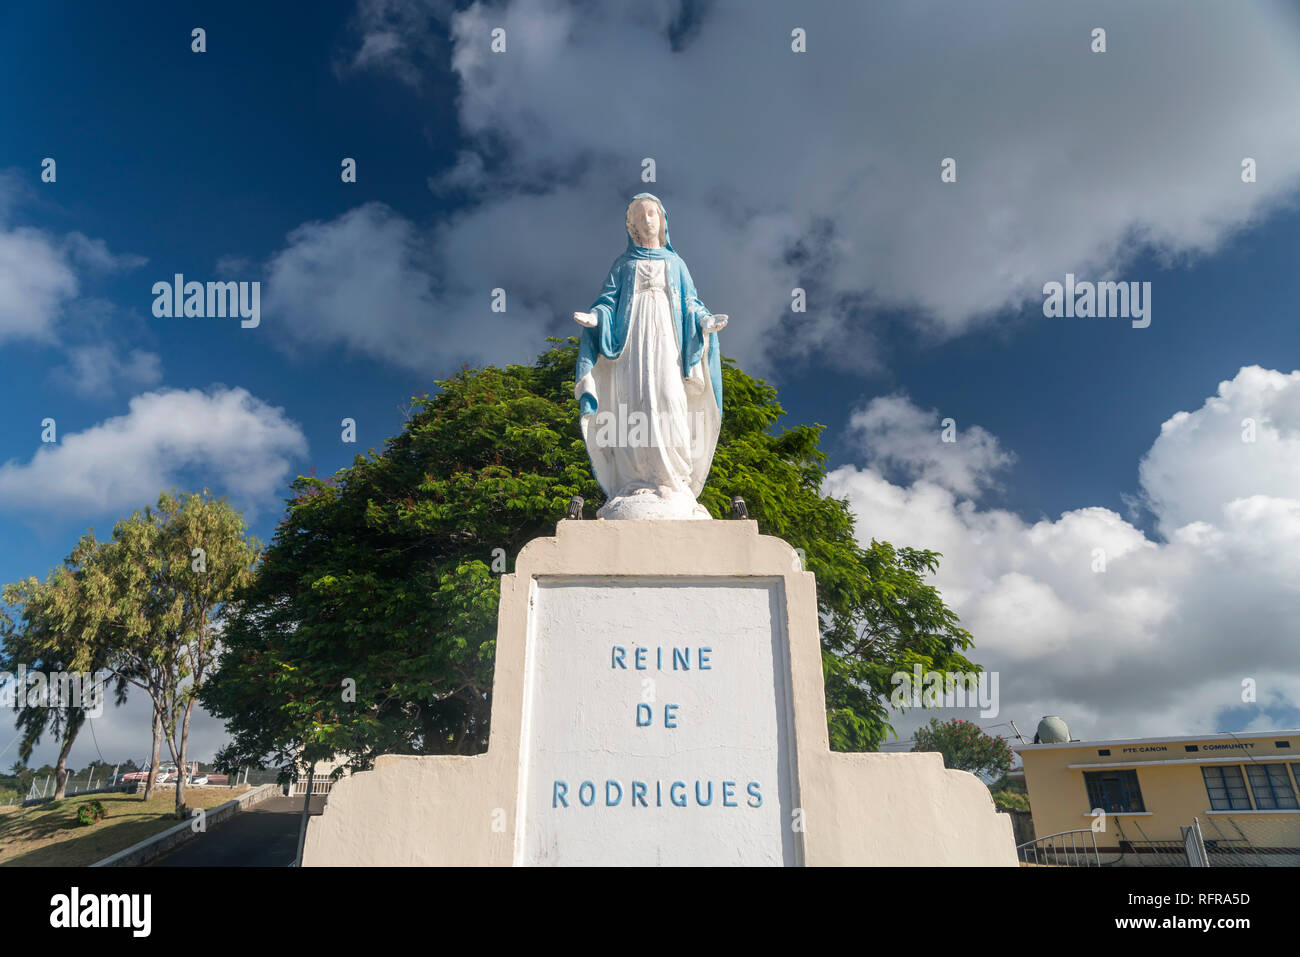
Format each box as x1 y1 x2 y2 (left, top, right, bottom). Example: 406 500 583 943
912 718 1013 779
1 561 125 801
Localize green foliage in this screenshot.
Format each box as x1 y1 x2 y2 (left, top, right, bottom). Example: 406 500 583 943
912 717 1014 778
11 490 261 816
204 339 979 771
991 789 1030 811
0 559 124 792
991 770 1028 794
75 800 107 826
990 770 1030 811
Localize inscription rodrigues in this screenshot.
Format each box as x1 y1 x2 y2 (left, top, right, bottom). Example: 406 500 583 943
553 779 763 808
550 644 766 811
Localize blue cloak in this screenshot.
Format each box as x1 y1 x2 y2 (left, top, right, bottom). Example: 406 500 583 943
574 193 723 416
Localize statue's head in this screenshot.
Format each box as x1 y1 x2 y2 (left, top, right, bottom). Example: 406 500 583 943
626 195 667 249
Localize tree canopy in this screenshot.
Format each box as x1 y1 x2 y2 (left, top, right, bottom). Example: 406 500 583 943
202 339 980 772
912 717 1015 780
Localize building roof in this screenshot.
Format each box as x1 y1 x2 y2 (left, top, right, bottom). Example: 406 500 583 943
1013 729 1300 753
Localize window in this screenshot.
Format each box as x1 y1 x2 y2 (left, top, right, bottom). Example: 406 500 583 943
1246 764 1298 810
1085 769 1145 813
1203 766 1252 810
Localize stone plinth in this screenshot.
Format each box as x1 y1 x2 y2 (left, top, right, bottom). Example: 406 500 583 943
303 520 1016 866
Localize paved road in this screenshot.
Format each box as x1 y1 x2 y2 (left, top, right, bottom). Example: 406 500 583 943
149 795 327 867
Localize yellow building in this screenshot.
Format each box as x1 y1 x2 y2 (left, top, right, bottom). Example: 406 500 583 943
1015 729 1300 865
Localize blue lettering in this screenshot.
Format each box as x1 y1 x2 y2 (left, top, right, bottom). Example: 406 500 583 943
695 781 714 806
699 647 712 669
606 780 623 806
656 781 662 807
664 703 679 728
673 647 690 670
553 781 569 808
747 782 763 808
722 781 737 806
632 781 648 807
657 646 662 669
636 703 652 726
635 647 647 670
670 782 687 807
611 646 626 669
579 781 596 806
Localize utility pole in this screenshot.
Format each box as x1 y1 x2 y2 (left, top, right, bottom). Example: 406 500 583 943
294 760 317 867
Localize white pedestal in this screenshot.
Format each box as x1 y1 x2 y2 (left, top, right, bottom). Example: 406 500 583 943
303 520 1017 866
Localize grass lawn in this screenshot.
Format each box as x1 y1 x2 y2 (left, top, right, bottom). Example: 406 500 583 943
0 787 251 866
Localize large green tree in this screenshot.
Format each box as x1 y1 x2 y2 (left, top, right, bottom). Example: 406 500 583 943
27 492 261 816
203 339 978 772
93 491 259 816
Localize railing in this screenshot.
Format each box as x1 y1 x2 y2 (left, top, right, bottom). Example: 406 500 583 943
1017 828 1100 867
289 774 335 796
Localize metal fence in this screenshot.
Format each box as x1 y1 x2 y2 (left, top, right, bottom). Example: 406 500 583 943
289 774 335 796
1113 814 1274 866
1017 828 1101 866
18 766 281 806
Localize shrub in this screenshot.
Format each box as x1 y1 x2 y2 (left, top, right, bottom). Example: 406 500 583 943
75 800 107 826
992 789 1030 811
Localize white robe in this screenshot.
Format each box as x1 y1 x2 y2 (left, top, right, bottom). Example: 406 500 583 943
584 259 720 501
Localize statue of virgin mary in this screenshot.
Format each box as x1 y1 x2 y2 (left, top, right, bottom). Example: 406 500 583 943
573 194 728 519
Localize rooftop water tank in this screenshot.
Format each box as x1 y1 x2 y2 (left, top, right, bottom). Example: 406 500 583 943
1036 715 1070 743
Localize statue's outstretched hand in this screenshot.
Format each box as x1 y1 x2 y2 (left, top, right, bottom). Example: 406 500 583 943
701 313 728 333
573 311 598 328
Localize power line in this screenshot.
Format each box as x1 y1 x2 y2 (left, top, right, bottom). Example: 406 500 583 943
88 716 106 765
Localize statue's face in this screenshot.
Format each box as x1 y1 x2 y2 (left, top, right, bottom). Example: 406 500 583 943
630 200 662 247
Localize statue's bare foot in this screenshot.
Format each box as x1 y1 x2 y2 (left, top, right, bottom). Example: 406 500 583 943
631 486 656 496
656 485 675 499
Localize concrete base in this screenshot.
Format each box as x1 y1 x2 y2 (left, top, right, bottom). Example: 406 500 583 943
596 488 710 520
304 520 1016 866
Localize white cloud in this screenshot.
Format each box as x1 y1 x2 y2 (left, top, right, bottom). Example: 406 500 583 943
848 394 1014 498
0 178 148 349
337 0 456 87
1138 366 1300 538
49 344 163 399
262 199 587 371
0 387 309 519
63 232 148 274
322 0 1300 379
0 224 78 344
825 368 1300 742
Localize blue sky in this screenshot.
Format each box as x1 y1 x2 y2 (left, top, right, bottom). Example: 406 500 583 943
3 0 1300 767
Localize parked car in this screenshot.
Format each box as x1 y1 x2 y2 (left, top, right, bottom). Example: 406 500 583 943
116 765 168 784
